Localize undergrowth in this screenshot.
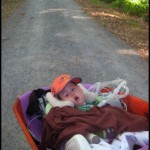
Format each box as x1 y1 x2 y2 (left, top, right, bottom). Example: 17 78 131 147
101 0 149 21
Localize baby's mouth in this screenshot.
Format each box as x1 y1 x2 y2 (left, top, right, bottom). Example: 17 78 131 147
75 96 79 102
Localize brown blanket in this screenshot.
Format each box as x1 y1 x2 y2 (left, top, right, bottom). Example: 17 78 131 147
41 105 148 150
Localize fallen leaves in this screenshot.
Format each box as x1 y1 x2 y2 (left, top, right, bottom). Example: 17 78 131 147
75 0 149 60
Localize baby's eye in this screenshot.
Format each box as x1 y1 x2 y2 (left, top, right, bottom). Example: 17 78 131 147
65 94 69 97
71 88 75 91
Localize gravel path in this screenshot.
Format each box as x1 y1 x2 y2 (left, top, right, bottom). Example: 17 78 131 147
2 0 148 149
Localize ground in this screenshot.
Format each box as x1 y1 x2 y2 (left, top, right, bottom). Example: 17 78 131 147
2 0 148 60
74 0 149 60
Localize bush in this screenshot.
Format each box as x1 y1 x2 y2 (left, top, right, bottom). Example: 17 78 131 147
101 0 149 21
102 0 114 3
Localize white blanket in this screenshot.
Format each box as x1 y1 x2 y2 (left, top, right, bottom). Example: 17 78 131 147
91 131 149 150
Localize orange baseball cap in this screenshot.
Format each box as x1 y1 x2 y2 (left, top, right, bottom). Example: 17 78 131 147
51 74 82 97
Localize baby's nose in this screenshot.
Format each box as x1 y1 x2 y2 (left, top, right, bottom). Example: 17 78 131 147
71 92 75 97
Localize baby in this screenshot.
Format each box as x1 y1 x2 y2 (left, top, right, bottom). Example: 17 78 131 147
46 73 149 145
46 74 121 143
47 74 127 111
50 74 89 108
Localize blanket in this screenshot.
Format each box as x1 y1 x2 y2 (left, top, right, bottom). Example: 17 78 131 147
41 105 148 150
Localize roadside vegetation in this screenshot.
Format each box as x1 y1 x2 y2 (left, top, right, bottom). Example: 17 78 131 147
97 0 149 21
2 0 25 21
75 0 149 60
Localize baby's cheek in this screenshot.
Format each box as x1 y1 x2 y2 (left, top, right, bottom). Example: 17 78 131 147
78 94 85 102
79 91 85 100
65 97 76 103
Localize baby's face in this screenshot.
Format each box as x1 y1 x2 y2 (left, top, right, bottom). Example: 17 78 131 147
59 82 85 107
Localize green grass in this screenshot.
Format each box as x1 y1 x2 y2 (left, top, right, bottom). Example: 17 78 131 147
88 0 149 21
88 0 104 5
111 0 149 21
127 20 141 28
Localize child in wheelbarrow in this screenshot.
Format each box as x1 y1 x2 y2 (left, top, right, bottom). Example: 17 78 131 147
46 74 148 144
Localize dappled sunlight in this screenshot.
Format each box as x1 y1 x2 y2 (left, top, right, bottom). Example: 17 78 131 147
39 8 92 20
40 9 66 14
55 33 68 37
117 49 149 59
117 49 139 56
139 49 149 58
130 0 141 4
39 8 83 14
91 11 121 18
72 15 91 20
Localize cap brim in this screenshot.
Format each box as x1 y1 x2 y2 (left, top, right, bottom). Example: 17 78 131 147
71 77 82 84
